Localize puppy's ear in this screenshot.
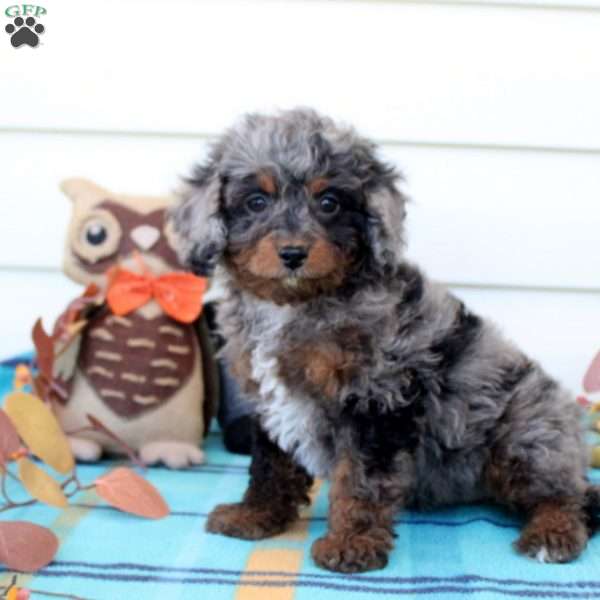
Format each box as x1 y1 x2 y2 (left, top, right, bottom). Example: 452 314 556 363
170 163 227 276
365 181 407 269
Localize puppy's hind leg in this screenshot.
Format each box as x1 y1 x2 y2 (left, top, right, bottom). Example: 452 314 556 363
206 420 313 540
515 499 589 563
485 444 589 563
484 370 592 563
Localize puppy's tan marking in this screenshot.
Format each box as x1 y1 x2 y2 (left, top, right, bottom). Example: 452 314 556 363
226 234 353 305
305 237 344 278
279 332 361 399
485 452 536 509
303 343 355 399
229 350 259 395
257 171 277 195
242 234 283 278
305 348 343 399
307 177 329 195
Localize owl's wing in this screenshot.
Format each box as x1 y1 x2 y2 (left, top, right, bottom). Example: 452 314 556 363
53 332 81 390
50 288 106 393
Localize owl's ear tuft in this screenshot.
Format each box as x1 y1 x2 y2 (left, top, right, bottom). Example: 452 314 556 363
60 178 111 203
170 166 227 276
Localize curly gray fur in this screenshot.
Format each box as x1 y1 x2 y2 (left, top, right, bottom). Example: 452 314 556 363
172 108 596 569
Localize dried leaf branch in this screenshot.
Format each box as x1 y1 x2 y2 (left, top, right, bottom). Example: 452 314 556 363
1 574 94 600
0 391 170 574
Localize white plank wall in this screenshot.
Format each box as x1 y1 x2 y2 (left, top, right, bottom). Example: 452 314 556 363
3 0 600 148
1 0 598 395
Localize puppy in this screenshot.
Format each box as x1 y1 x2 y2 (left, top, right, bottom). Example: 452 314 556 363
172 108 597 573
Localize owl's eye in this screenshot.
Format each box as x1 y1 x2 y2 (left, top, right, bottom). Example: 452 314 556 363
85 223 108 246
73 208 122 264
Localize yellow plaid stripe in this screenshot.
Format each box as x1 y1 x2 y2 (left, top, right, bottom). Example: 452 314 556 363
235 481 323 600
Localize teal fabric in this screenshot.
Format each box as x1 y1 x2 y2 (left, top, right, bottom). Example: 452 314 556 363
2 360 600 599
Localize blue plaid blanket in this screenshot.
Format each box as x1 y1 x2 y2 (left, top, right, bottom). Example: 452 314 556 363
2 357 600 600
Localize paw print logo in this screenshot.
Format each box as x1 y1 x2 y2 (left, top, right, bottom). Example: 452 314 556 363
5 16 44 48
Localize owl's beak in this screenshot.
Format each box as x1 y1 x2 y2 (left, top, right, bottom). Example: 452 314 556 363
130 225 160 250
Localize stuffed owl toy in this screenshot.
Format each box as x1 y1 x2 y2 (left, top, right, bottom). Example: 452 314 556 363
49 178 218 469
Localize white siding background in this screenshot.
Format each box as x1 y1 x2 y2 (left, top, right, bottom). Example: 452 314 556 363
1 0 599 393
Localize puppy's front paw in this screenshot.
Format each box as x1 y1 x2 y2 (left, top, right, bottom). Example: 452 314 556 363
206 503 286 540
311 534 391 573
515 516 588 563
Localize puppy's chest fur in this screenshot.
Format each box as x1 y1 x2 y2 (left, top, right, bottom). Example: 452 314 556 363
241 299 336 477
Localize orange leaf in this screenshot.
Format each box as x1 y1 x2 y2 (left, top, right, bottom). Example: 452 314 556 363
18 458 68 508
0 521 58 571
83 283 100 298
4 392 74 474
0 410 20 464
95 467 170 519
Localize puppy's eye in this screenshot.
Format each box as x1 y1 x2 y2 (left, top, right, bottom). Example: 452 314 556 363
318 193 340 215
246 194 269 213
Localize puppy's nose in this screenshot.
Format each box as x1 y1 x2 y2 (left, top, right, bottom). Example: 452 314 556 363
278 246 308 270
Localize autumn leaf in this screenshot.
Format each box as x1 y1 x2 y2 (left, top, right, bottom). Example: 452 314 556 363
577 395 591 408
18 458 68 508
8 588 31 600
4 392 74 474
0 521 58 571
31 319 54 379
584 351 600 394
95 467 170 519
13 364 32 391
0 410 20 464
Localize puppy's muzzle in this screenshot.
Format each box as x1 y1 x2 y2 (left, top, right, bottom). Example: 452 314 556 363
278 245 308 270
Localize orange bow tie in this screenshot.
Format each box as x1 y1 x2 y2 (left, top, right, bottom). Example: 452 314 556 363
106 268 207 324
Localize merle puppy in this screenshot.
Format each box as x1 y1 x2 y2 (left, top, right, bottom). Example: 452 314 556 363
172 108 597 573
